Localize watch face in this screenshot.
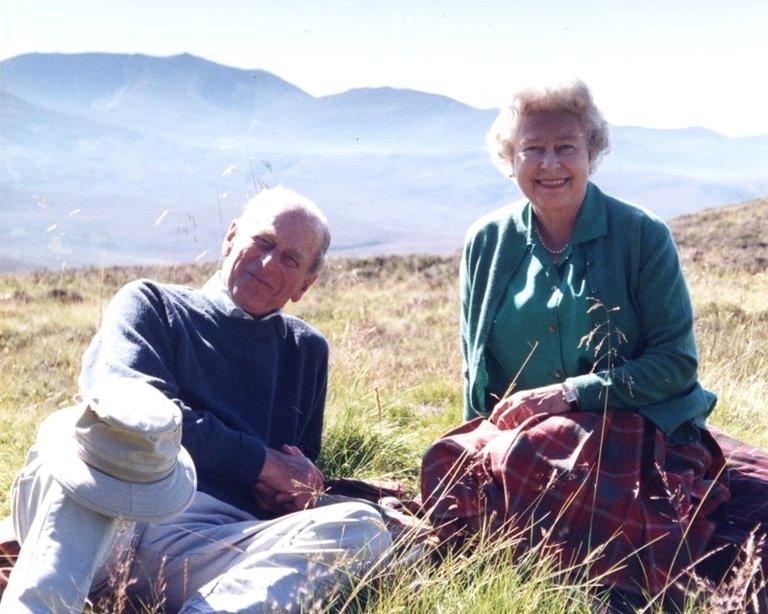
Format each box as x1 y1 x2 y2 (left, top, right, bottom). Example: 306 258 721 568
562 384 579 408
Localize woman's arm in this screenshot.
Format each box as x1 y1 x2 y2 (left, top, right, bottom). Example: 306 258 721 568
492 216 700 430
460 236 474 417
566 219 699 412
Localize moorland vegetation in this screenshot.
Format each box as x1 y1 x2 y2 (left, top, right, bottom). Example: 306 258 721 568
1 196 767 611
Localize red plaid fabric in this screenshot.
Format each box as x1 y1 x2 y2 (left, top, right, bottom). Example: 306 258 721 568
0 538 20 597
709 427 768 541
421 411 731 596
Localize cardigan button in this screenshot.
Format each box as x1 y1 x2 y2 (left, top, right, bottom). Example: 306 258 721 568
548 324 557 333
554 370 563 379
590 286 597 294
586 259 593 267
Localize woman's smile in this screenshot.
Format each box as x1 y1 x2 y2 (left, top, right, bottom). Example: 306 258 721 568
513 110 590 216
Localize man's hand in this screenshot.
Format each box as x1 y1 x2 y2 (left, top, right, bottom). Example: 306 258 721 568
489 384 570 430
252 445 324 515
251 482 302 517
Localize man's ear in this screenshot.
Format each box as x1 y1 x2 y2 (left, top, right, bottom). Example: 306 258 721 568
222 220 238 258
290 273 318 303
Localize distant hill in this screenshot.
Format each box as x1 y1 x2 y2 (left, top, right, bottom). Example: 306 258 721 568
671 196 768 272
2 52 768 270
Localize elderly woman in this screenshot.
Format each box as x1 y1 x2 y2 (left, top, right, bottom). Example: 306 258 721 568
422 81 732 599
465 81 713 434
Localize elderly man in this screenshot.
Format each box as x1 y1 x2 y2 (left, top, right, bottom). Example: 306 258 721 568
1 187 391 612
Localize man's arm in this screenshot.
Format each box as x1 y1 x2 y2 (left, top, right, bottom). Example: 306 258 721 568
295 341 328 462
255 333 328 513
80 280 328 515
78 281 269 487
253 445 324 514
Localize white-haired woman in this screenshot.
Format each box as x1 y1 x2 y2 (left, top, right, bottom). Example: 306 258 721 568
423 81 731 600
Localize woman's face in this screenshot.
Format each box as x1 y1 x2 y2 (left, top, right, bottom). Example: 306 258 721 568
512 110 590 216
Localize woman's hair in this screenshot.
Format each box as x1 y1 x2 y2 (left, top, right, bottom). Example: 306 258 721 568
486 80 610 177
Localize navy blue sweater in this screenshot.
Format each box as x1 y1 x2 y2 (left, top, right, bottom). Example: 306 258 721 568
79 279 328 515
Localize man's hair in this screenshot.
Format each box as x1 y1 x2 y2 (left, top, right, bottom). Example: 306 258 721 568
239 186 331 274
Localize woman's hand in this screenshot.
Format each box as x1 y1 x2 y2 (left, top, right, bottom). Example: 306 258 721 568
490 384 570 430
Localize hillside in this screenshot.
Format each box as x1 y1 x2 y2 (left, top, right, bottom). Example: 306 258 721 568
3 52 768 270
671 195 768 271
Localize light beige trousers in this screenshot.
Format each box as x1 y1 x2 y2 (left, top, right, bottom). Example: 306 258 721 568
1 446 392 613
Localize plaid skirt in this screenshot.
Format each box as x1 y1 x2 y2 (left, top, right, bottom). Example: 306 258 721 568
420 410 731 596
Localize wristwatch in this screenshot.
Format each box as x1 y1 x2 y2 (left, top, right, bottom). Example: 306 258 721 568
561 382 579 411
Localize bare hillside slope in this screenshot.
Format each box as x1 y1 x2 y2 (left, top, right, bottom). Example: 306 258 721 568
671 196 768 272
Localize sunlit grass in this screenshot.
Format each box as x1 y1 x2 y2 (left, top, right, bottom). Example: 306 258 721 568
1 234 767 611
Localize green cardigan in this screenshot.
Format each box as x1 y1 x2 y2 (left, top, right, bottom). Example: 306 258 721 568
460 182 715 442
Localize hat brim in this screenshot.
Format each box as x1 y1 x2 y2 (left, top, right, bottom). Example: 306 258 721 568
37 406 197 523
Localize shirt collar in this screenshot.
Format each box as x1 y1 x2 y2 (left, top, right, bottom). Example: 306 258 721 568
523 202 535 245
522 181 607 246
569 182 607 244
201 273 286 335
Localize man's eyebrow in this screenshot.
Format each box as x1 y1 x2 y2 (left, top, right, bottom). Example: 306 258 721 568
249 229 276 240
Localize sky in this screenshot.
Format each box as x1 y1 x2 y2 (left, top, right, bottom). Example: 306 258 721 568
2 0 767 137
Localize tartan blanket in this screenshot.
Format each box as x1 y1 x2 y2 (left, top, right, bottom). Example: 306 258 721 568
420 411 731 596
0 539 19 597
707 427 768 556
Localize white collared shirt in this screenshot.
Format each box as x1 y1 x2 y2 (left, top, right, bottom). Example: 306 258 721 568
201 273 288 340
200 272 254 320
200 273 285 336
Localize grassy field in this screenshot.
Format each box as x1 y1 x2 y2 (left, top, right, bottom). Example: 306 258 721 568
1 197 767 611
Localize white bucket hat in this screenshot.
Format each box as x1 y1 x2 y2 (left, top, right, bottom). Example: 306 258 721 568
37 379 197 523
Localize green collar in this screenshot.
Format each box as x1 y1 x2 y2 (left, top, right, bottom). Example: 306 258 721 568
522 182 607 246
571 182 607 244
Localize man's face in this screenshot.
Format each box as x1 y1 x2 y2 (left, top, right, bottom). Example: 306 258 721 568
221 208 320 316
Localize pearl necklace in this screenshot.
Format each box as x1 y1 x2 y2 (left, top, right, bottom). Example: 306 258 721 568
534 220 569 255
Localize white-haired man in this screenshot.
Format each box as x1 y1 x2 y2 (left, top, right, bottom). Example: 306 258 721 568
1 187 391 613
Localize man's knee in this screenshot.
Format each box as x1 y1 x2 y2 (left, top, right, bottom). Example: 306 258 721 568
317 501 392 557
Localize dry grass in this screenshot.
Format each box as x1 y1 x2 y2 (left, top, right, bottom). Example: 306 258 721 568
672 196 768 273
1 198 767 611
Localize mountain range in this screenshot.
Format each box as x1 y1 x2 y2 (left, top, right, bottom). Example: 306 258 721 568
2 52 767 270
